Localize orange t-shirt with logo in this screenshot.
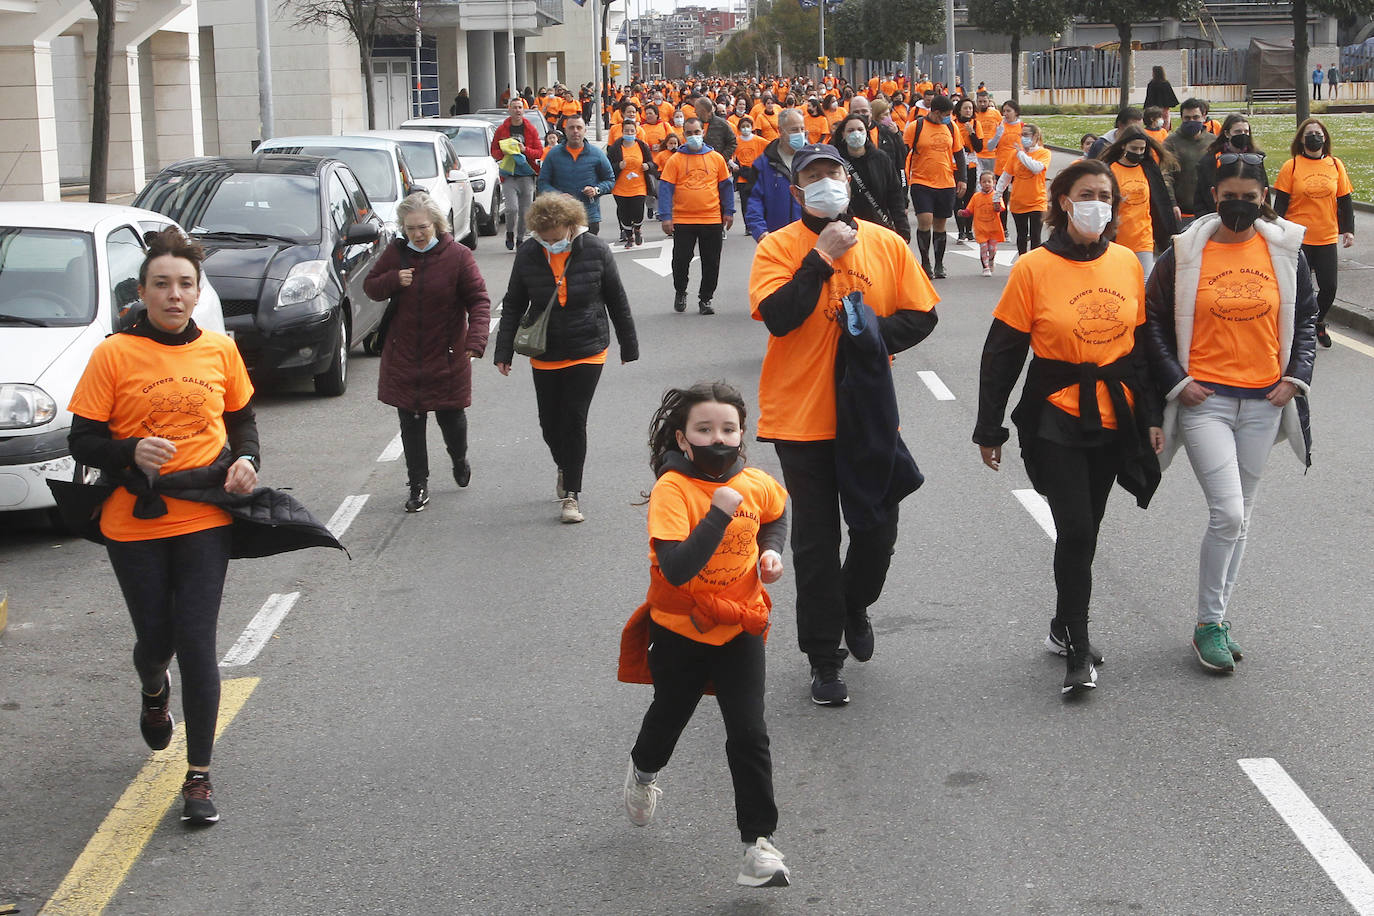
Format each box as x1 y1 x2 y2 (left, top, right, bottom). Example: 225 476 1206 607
1008 147 1052 214
659 150 731 224
1110 160 1154 253
1189 234 1282 389
647 466 788 646
734 135 769 183
904 117 964 189
612 139 648 197
992 244 1146 428
67 330 254 541
750 220 939 441
966 190 1006 243
1274 155 1352 246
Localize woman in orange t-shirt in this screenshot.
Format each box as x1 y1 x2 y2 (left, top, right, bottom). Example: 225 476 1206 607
1143 156 1316 673
974 158 1163 696
731 115 769 221
66 227 260 826
607 119 654 247
995 123 1052 255
1100 126 1180 276
619 382 792 888
1273 117 1356 348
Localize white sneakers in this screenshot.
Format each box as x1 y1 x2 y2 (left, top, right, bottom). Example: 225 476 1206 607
623 758 661 827
737 836 791 887
981 267 993 277
560 495 584 524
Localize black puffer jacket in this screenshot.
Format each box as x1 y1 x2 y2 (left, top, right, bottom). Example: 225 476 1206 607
493 231 638 365
837 143 910 240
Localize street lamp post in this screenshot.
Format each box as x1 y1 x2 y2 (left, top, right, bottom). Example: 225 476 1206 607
1049 32 1060 107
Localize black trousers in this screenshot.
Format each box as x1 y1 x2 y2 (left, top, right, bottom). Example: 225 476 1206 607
773 440 900 666
1013 210 1043 254
531 362 602 493
1032 439 1120 648
398 407 467 487
955 164 978 235
1302 242 1338 324
631 621 777 843
614 194 646 234
738 185 753 221
106 525 232 767
671 222 724 300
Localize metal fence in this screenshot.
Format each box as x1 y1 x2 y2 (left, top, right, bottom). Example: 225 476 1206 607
1340 41 1374 82
1189 48 1247 85
1026 48 1120 90
916 52 973 91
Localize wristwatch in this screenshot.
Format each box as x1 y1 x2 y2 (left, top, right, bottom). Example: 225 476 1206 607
237 454 260 471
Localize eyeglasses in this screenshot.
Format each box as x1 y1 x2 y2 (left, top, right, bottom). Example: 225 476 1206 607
403 223 433 233
1218 152 1266 166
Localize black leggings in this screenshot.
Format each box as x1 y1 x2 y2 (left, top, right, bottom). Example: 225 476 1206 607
106 525 232 768
1302 242 1338 324
632 621 777 842
614 194 645 233
1013 210 1043 254
397 407 467 487
1032 439 1120 648
671 222 724 300
955 164 978 236
531 361 602 493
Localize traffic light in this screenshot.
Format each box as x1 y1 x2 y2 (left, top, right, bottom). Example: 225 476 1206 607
834 56 845 66
600 50 611 65
611 62 622 79
818 55 828 69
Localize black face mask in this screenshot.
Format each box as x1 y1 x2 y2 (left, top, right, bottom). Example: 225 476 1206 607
1180 120 1205 137
685 442 740 479
1124 151 1145 164
1217 199 1261 232
1304 134 1325 153
1228 133 1252 151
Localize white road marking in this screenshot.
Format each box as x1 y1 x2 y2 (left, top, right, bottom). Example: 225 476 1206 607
1332 330 1374 360
628 239 695 277
220 592 300 667
946 240 1017 267
1013 488 1057 541
916 370 956 401
377 433 403 462
327 494 369 538
1239 757 1374 914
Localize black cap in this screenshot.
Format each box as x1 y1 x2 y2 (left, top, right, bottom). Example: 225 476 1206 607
790 144 845 183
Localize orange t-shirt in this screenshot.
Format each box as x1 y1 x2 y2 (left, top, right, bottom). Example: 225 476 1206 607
1110 160 1154 253
992 244 1146 428
904 117 964 189
1007 147 1052 214
974 109 1002 162
1274 155 1352 246
647 466 788 645
639 120 668 152
804 112 831 144
752 109 780 141
824 107 847 129
881 79 898 97
612 139 648 197
867 77 880 96
1189 234 1282 389
530 247 607 370
561 98 582 118
993 121 1025 175
965 190 1006 243
750 220 939 441
659 150 730 224
67 330 254 541
1145 127 1169 146
734 135 769 183
890 104 910 131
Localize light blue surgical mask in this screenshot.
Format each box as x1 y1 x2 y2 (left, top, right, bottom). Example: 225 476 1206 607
787 131 806 151
684 134 704 151
942 115 952 125
538 236 572 254
406 236 439 253
845 130 866 149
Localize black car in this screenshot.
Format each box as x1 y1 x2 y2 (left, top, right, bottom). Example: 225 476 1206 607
134 154 390 396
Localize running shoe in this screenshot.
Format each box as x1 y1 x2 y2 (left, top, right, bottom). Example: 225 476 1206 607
1221 620 1243 661
1062 646 1097 695
454 461 471 488
1316 323 1332 348
623 758 662 827
981 267 993 277
181 774 219 825
1193 623 1235 673
737 837 791 888
698 299 715 315
931 264 947 279
633 227 642 246
560 495 585 524
139 672 174 751
810 664 849 706
673 291 687 312
505 232 515 251
1045 619 1104 666
404 483 429 513
844 611 874 662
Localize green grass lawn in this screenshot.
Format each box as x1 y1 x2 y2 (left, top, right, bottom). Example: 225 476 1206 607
1030 112 1374 202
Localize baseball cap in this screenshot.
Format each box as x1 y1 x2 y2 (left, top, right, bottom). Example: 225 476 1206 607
791 144 845 183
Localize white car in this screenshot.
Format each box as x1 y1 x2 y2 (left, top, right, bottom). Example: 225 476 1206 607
401 117 504 236
0 202 226 520
356 130 478 247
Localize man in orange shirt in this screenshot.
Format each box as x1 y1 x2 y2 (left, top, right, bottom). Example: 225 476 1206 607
659 117 735 314
749 144 939 706
903 94 966 278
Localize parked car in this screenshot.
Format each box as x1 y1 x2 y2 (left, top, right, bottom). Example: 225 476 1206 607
400 117 503 236
135 154 387 396
356 129 478 245
472 108 549 140
0 201 227 521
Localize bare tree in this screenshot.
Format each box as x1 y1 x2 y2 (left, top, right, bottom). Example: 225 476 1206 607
279 0 416 129
88 0 115 202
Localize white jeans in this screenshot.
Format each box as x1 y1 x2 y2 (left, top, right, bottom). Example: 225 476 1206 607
502 175 536 239
1179 395 1282 625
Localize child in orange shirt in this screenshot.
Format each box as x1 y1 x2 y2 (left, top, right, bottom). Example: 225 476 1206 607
619 381 792 890
649 133 680 220
959 171 1007 276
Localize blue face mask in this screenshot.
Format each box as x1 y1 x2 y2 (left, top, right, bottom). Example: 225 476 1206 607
538 236 572 254
406 236 439 253
684 135 704 151
942 116 952 125
787 131 806 151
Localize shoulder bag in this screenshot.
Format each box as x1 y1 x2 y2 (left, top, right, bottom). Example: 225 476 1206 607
514 272 563 358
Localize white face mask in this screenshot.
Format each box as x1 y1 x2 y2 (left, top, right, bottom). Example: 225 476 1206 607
801 177 850 219
740 127 753 139
845 130 866 149
1067 199 1113 238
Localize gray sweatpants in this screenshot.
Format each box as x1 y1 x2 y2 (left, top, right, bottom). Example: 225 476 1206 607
502 175 536 240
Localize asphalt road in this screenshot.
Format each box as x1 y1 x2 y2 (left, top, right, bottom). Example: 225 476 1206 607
3 193 1374 916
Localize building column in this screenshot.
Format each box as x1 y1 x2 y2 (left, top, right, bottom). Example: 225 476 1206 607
466 29 496 108
106 47 147 194
514 37 527 91
150 30 203 168
0 43 60 201
437 26 469 114
493 31 511 102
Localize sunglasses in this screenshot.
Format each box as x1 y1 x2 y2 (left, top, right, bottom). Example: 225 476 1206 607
1218 152 1266 166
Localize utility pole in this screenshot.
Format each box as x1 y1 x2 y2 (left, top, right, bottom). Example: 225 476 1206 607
254 0 274 140
414 0 423 118
944 0 954 89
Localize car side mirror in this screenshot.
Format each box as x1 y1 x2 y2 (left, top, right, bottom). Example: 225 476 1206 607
345 222 380 244
447 168 465 183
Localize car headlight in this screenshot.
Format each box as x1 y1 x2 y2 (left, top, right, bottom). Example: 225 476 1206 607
0 384 57 429
276 260 331 311
469 175 486 192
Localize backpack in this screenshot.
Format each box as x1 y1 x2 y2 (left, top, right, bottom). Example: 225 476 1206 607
905 117 959 174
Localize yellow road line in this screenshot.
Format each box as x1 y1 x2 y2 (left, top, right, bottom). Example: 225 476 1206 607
39 677 260 916
1332 330 1374 360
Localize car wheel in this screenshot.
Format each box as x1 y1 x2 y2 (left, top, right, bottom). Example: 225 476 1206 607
314 317 348 396
480 188 500 235
463 207 478 250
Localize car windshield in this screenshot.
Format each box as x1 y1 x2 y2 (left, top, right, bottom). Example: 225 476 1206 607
138 172 321 241
446 127 490 157
291 148 396 202
397 141 439 180
0 228 97 327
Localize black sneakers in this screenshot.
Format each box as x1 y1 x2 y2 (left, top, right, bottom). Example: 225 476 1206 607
454 461 471 488
404 483 429 513
505 232 515 251
181 773 219 825
931 263 947 279
1045 619 1104 666
698 299 715 315
673 291 687 312
844 611 874 663
810 664 849 706
1317 322 1332 348
1062 646 1098 695
139 672 174 751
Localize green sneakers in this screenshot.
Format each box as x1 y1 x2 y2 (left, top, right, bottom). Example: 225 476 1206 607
1193 623 1236 673
1221 620 1244 661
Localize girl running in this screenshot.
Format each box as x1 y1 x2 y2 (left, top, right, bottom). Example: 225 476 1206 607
958 170 1006 276
618 381 792 888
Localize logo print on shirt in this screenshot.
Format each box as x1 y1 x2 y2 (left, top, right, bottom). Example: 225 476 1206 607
1118 177 1148 205
1074 296 1128 345
679 161 716 191
141 387 210 441
1210 277 1272 321
1301 172 1334 199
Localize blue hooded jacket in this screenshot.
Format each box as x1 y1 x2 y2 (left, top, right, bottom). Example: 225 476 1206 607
745 140 803 241
537 141 615 223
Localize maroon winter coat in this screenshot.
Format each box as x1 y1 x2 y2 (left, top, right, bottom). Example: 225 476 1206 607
364 234 491 412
